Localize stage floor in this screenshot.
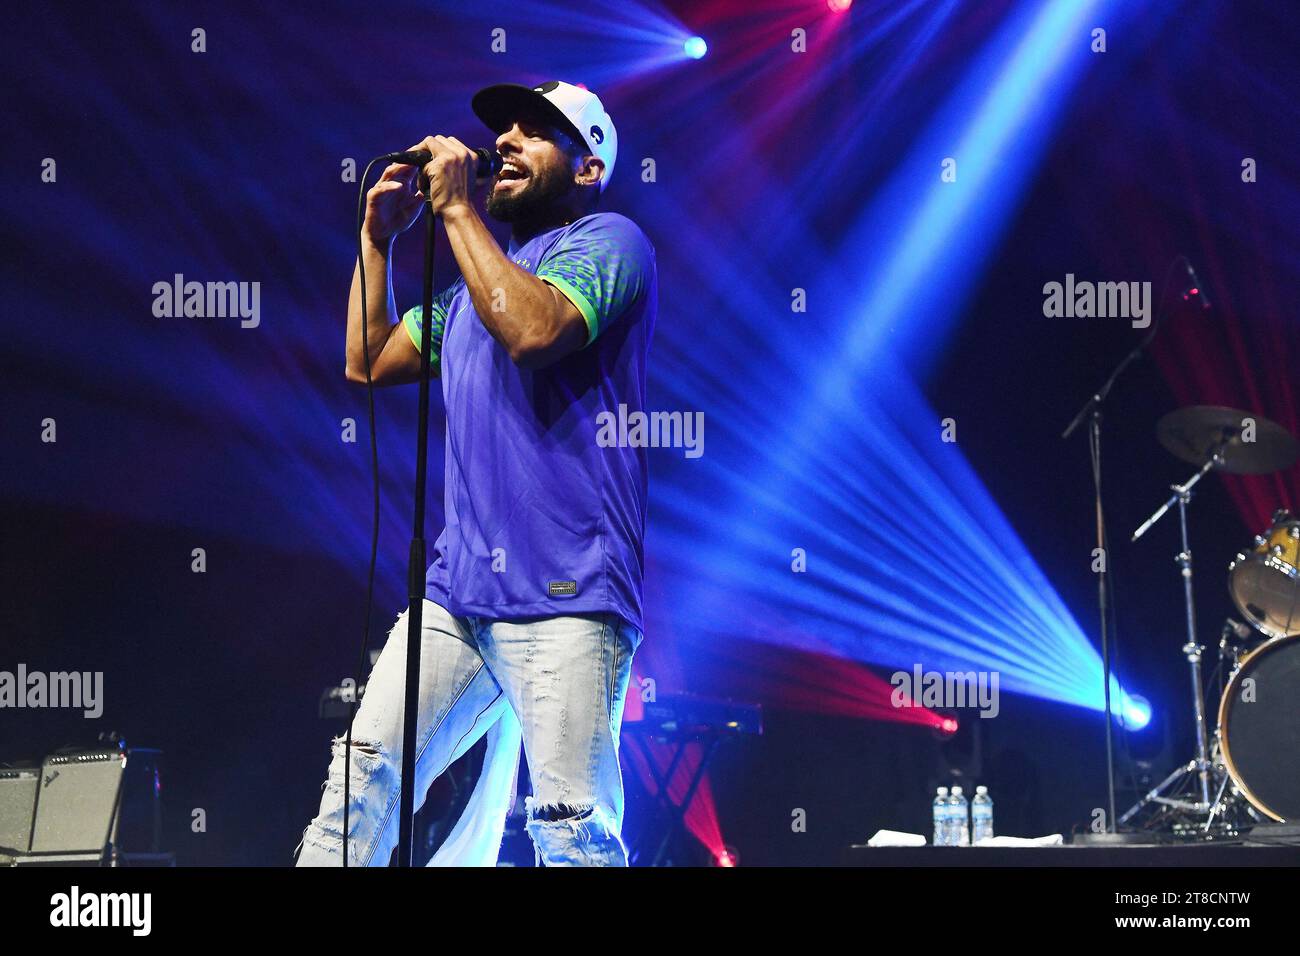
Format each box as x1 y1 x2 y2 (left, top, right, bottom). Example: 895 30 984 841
844 843 1300 867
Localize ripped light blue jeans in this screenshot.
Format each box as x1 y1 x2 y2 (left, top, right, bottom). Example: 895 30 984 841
296 599 642 867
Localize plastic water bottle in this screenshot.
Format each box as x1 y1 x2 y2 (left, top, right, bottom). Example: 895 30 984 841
972 786 994 844
932 787 949 846
949 786 970 846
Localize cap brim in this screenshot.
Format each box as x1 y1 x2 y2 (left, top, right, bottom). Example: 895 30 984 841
471 84 588 153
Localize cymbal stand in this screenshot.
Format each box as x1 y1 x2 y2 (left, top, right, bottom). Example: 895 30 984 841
1121 440 1228 830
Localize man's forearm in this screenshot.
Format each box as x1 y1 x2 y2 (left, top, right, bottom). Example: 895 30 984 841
440 204 568 363
345 235 400 379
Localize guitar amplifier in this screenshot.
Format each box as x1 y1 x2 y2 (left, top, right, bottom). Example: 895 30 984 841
0 767 40 860
15 747 163 865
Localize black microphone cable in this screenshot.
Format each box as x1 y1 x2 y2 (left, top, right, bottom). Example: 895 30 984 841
339 146 498 866
340 155 389 867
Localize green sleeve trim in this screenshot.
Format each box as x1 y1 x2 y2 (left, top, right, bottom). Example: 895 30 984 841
401 307 422 352
400 305 444 373
540 273 599 346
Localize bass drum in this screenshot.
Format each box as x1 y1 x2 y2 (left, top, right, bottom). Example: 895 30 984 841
1218 633 1300 821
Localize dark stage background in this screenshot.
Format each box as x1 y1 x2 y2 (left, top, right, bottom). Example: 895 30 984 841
4 0 1298 864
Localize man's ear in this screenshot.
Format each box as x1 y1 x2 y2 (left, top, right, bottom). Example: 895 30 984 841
575 155 605 188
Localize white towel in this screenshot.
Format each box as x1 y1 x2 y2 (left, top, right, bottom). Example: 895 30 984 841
866 829 928 847
972 834 1064 847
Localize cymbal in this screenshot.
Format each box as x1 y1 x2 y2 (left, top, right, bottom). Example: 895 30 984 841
1157 405 1298 474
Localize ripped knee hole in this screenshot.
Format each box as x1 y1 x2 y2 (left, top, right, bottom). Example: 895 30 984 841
530 802 595 823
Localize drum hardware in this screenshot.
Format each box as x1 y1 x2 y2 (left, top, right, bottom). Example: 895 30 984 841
1217 618 1258 674
1121 407 1298 833
1123 433 1231 822
1202 733 1266 833
1061 266 1249 836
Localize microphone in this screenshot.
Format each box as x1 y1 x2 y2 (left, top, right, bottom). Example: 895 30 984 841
1181 258 1211 310
378 147 502 181
1223 619 1254 641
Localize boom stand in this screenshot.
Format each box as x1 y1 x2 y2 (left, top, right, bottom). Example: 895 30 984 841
1121 441 1228 829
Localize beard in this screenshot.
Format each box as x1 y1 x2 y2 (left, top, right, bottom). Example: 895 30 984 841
485 160 576 225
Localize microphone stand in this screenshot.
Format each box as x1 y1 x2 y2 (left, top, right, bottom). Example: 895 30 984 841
1061 260 1182 836
396 170 438 867
1061 345 1144 836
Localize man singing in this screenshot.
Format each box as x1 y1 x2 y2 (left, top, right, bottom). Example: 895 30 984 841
296 81 656 866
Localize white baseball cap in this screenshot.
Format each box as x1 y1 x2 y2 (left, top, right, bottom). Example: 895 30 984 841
472 80 618 191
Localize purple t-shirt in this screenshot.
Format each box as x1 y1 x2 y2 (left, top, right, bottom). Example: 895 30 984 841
401 211 656 631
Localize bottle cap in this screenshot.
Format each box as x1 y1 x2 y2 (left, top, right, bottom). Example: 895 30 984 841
976 785 988 793
936 787 948 795
951 785 963 795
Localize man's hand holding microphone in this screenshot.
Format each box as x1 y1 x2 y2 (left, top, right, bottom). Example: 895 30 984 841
364 135 499 245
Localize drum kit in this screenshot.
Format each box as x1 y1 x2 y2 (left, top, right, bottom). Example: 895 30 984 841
1119 405 1300 834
